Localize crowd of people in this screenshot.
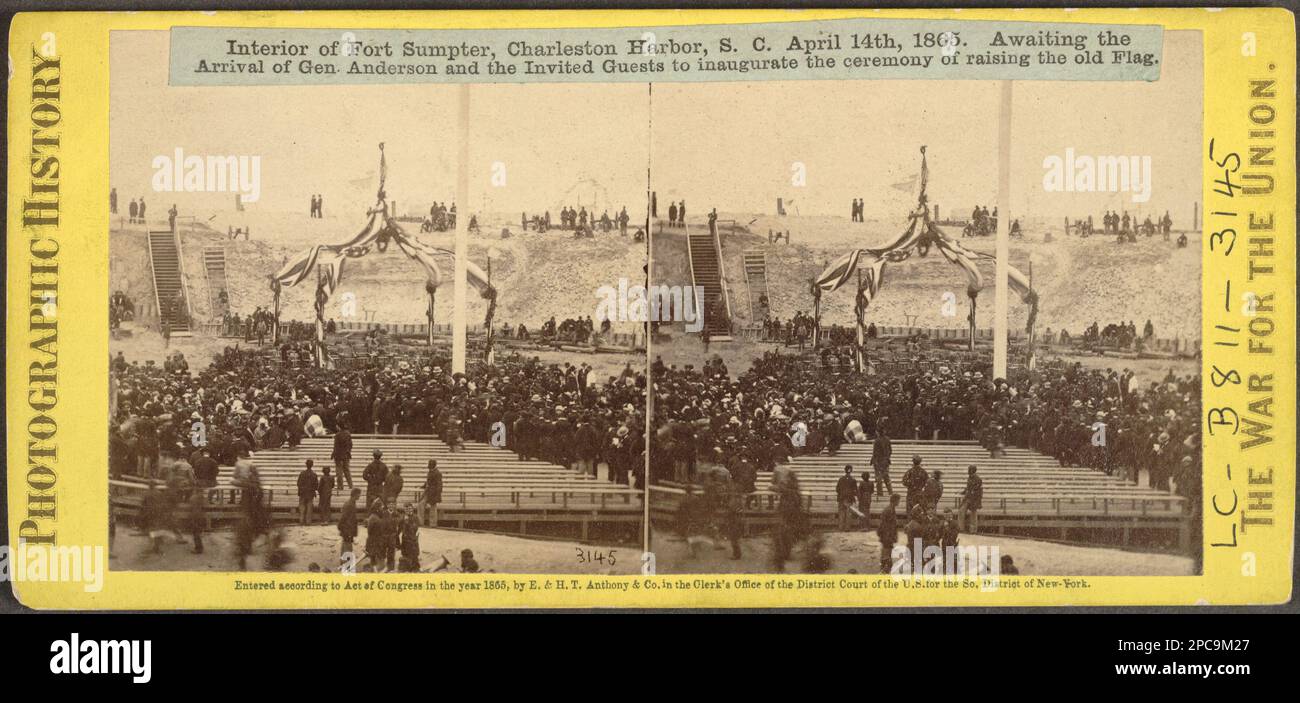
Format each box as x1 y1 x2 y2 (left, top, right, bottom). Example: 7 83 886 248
964 205 998 237
500 315 609 345
652 349 1200 569
1070 210 1180 245
421 202 458 232
110 290 137 330
111 343 647 482
115 193 148 224
761 312 816 347
1041 319 1158 351
112 342 648 568
219 307 278 343
509 205 636 238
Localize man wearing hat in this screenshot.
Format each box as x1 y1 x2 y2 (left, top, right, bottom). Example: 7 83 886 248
332 422 354 490
362 449 388 515
835 465 858 530
877 493 901 573
959 465 983 533
384 465 405 506
297 459 319 525
419 459 443 527
902 455 929 512
871 424 893 497
338 488 361 560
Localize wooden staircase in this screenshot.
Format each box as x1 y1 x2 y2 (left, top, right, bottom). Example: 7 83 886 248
147 229 191 336
112 436 643 541
742 249 769 322
203 246 231 318
686 224 732 340
650 440 1190 548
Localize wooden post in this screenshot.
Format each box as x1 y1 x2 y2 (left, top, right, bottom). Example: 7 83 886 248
271 282 281 344
854 268 866 373
314 265 327 369
967 291 977 353
452 84 470 374
484 255 495 364
1026 258 1036 370
993 80 1012 380
434 283 444 345
811 287 822 350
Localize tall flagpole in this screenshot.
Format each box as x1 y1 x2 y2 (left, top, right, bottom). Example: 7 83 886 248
452 84 471 374
993 80 1012 380
643 82 653 553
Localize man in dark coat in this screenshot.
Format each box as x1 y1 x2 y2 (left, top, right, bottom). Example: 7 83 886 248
902 455 928 511
959 464 983 533
877 493 900 573
338 488 361 560
835 465 858 530
871 426 893 496
380 506 400 571
362 449 388 514
857 469 875 530
364 501 386 571
923 470 944 510
318 466 335 524
420 459 443 527
398 509 421 572
192 448 220 488
297 459 319 525
186 487 207 554
383 465 405 507
332 425 353 489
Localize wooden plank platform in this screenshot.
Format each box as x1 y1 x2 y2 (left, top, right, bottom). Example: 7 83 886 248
649 440 1190 549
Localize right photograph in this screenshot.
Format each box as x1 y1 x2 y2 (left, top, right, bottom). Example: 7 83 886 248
646 31 1204 576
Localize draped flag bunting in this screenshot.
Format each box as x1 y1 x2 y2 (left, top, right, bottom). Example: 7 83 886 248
855 257 886 313
814 249 862 292
271 199 492 296
814 147 1039 331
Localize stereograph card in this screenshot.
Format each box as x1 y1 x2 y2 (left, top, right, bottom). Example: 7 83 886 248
4 7 1294 609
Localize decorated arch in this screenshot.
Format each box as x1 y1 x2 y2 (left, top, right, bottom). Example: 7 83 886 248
270 144 496 367
813 147 1040 370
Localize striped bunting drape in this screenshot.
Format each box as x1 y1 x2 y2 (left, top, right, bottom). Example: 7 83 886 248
271 204 493 296
814 249 862 293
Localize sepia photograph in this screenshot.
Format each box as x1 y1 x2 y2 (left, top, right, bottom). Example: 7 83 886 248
4 4 1296 686
646 32 1204 577
106 31 649 575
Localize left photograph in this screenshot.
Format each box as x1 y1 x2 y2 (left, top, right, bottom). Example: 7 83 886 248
107 31 649 574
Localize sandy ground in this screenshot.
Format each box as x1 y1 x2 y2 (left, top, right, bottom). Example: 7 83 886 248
655 214 1201 340
111 327 238 365
1057 354 1198 387
649 528 1194 576
112 524 642 575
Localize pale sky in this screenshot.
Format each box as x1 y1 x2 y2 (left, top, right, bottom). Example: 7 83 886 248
110 31 650 220
112 29 1199 223
649 30 1202 219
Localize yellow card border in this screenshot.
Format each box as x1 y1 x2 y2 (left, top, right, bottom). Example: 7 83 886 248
6 7 1296 609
